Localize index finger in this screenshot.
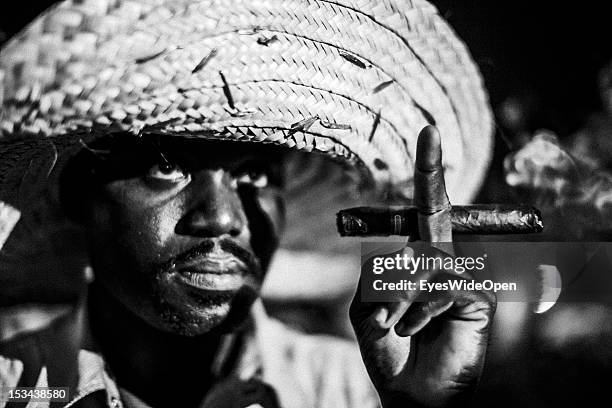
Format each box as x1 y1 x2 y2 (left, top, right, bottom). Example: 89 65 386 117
413 125 452 242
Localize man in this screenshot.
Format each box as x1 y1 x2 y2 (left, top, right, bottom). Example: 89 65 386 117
0 1 495 407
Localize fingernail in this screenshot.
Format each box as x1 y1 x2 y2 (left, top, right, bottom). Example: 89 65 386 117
374 307 388 327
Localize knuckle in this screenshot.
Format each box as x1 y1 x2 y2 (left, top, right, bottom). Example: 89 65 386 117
479 288 497 306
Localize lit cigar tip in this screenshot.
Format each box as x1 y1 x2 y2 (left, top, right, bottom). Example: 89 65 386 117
526 206 544 232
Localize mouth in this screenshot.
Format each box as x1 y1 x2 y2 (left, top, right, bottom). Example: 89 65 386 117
172 254 251 292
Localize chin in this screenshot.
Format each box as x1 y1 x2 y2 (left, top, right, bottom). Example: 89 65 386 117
159 304 232 336
152 288 259 336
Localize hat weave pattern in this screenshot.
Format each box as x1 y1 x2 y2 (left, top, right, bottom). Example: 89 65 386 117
0 0 492 203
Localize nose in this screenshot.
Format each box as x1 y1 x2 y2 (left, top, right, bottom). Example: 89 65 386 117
175 169 246 238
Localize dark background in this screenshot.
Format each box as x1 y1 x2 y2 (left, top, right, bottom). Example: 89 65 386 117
433 0 612 137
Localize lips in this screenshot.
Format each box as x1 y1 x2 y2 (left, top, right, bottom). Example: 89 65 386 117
176 270 247 292
178 255 246 274
172 254 250 292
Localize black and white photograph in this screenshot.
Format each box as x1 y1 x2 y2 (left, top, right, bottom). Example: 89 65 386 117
1 1 611 407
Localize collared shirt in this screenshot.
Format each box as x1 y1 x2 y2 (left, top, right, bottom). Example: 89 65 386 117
1 301 379 408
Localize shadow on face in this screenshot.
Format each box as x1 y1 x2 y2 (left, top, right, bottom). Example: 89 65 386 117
61 134 287 336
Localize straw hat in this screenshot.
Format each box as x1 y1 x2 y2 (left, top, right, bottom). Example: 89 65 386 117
0 0 493 298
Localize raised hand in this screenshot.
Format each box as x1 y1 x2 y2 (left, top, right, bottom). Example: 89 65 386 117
350 126 496 408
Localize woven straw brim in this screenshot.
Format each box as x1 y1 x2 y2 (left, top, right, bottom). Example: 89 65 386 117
0 0 492 205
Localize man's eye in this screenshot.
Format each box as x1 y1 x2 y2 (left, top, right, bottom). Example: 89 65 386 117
236 170 269 188
147 162 189 182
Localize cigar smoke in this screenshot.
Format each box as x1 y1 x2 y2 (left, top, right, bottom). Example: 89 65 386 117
504 131 612 235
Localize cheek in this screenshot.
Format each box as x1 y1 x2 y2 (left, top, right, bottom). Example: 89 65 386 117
240 187 285 266
92 179 187 264
258 190 285 237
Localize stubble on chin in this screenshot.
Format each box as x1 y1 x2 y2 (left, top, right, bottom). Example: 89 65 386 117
150 277 256 336
144 242 264 336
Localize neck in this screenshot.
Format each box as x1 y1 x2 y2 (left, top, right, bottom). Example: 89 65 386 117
87 283 227 408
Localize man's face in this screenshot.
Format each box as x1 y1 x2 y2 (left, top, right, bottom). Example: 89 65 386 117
80 136 285 336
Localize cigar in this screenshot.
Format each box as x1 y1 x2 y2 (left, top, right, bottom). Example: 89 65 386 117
337 205 543 237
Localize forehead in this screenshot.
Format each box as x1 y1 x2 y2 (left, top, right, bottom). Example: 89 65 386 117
156 136 285 156
58 134 292 192
93 134 288 168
